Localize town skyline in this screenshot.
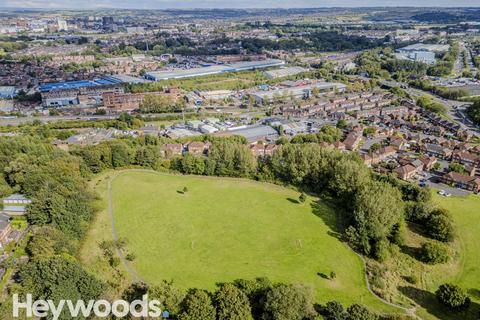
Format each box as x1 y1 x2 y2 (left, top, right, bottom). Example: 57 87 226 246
1 0 479 9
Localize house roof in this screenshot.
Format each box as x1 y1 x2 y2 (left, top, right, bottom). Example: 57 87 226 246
444 172 480 184
3 194 29 202
394 164 417 175
2 206 27 213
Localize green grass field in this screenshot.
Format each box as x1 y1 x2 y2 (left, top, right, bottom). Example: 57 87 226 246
396 193 480 320
95 170 399 313
433 194 480 299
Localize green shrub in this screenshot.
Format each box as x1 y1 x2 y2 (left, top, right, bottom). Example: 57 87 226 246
420 241 449 264
436 283 471 311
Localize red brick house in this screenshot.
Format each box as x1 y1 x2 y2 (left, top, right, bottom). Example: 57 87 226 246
419 156 438 171
160 143 183 158
394 164 417 180
441 172 480 193
187 141 210 156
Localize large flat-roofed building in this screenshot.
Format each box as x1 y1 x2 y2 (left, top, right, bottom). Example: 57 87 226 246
0 86 16 99
215 125 279 143
102 88 182 113
145 59 285 81
397 43 450 53
263 66 309 79
251 82 347 104
40 78 120 93
40 78 124 108
394 51 436 65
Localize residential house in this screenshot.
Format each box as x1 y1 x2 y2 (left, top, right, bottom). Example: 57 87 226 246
250 144 265 157
390 138 407 151
264 144 278 157
419 156 438 171
343 132 362 151
441 172 480 193
2 194 31 216
0 214 11 247
160 144 183 158
452 151 480 168
333 141 346 151
186 141 210 156
420 143 453 160
394 164 417 180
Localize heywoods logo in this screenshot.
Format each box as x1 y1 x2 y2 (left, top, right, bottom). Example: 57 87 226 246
13 294 170 319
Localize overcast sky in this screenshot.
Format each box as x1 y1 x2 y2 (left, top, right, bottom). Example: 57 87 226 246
1 0 478 9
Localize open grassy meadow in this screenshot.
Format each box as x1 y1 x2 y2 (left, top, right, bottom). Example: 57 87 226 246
375 193 480 320
433 194 480 299
82 170 399 314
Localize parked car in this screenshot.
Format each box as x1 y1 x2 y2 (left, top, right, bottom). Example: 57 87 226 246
438 190 446 195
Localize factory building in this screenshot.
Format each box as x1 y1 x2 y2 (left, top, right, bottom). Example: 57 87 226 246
250 82 347 104
145 59 285 81
0 86 16 99
40 78 124 108
263 66 309 79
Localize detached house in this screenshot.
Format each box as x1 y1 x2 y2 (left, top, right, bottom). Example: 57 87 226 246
160 144 184 158
419 156 438 171
343 132 362 151
394 164 417 181
186 141 210 156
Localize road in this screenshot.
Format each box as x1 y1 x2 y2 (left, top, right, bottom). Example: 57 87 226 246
381 80 479 135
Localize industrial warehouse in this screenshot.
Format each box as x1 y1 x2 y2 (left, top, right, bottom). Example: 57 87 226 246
144 59 285 81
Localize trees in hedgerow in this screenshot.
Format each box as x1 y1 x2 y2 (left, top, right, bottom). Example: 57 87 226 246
214 283 253 320
346 304 379 320
261 284 315 320
436 283 471 311
149 280 186 316
17 257 104 307
321 301 379 320
178 289 216 320
205 140 257 178
349 180 404 257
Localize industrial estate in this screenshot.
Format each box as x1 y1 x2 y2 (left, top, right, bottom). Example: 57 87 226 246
0 4 480 320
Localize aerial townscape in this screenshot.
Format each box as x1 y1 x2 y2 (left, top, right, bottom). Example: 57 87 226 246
1 2 480 320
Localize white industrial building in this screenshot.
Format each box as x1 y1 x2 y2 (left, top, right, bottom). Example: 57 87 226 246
263 66 309 79
250 82 347 104
145 59 285 81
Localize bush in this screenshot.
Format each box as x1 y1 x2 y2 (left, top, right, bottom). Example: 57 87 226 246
420 241 449 264
426 209 455 242
346 304 379 320
404 275 418 285
372 239 390 262
436 283 471 311
298 193 306 203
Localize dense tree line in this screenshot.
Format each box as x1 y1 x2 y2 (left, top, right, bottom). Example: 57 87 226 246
466 100 480 125
241 31 383 54
123 277 389 320
410 79 469 101
0 136 106 317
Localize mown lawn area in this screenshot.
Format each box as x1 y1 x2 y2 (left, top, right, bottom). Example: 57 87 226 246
94 170 399 313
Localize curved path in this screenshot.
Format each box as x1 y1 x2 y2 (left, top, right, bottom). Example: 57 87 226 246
105 169 421 318
107 171 145 284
